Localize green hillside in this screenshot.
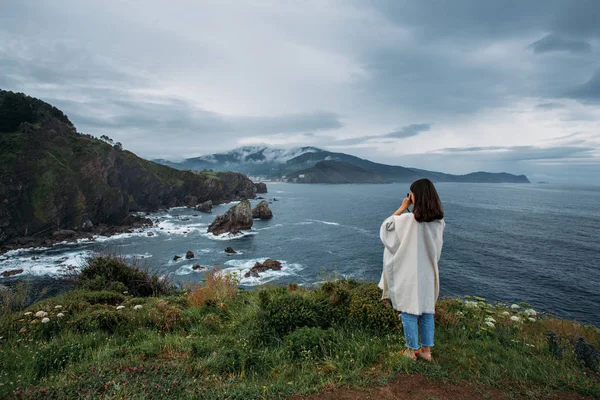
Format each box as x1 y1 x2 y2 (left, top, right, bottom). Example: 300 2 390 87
0 90 256 246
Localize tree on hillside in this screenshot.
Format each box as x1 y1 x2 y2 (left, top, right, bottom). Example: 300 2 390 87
0 91 35 132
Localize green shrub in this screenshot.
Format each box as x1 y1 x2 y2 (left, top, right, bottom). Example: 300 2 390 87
29 290 126 314
348 283 399 333
285 327 334 360
257 290 320 338
79 275 128 293
202 313 221 332
79 256 173 297
69 307 130 334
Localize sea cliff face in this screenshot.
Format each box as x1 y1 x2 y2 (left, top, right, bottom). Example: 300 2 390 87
0 90 256 246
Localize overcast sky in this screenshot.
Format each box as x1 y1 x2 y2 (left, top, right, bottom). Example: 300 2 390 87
1 0 600 182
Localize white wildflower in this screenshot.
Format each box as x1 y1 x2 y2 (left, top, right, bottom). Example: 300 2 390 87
41 317 50 324
510 304 520 309
501 311 510 316
455 311 464 316
24 312 32 316
465 301 479 309
528 317 536 322
510 316 520 322
54 305 62 309
35 311 48 318
133 305 143 310
57 313 65 318
116 305 125 310
484 321 495 328
523 309 537 317
485 317 496 324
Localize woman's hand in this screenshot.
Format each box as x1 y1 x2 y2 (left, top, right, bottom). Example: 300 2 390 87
393 195 413 215
401 195 412 209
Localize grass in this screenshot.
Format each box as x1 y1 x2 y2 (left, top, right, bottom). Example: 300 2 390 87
0 258 599 399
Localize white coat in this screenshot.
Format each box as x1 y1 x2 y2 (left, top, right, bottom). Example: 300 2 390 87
378 213 445 315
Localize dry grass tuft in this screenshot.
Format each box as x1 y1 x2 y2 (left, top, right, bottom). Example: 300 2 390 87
184 267 240 308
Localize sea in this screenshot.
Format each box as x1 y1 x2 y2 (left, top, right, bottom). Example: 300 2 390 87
1 183 599 326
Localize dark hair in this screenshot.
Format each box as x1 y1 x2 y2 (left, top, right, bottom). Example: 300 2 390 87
410 179 444 222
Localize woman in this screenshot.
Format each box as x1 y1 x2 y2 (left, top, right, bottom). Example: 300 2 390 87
379 178 445 361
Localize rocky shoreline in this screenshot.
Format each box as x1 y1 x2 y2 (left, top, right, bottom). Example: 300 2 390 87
0 214 154 255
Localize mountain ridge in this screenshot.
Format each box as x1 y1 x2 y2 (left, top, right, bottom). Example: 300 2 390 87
155 147 530 184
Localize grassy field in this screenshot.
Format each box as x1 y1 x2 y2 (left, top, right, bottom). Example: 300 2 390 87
0 256 598 399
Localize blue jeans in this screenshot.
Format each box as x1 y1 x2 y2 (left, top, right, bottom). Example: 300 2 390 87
400 313 434 350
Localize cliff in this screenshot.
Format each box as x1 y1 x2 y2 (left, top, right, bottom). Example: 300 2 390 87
0 90 256 246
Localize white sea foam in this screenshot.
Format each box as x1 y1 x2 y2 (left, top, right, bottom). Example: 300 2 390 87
200 230 258 241
0 249 94 278
221 258 303 286
254 224 283 231
175 263 207 276
309 219 340 226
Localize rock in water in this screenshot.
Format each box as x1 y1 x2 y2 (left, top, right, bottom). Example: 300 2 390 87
173 255 181 261
185 250 194 259
1 269 24 277
197 200 213 213
192 264 206 271
254 182 268 194
244 259 282 278
224 247 236 254
252 200 273 220
207 200 253 235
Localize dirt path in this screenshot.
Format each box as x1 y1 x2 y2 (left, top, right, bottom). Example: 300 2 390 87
293 374 593 400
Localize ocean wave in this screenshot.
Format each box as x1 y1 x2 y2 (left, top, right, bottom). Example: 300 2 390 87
221 258 303 286
308 219 340 226
253 224 283 231
0 249 94 278
175 263 208 276
200 230 258 241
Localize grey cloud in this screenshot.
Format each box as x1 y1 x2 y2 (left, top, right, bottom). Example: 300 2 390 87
50 95 342 137
432 145 596 162
536 102 566 109
329 123 431 145
566 68 600 102
383 123 431 138
361 1 600 113
550 1 600 38
529 34 591 54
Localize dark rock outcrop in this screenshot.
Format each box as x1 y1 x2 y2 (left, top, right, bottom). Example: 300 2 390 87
197 200 213 213
207 200 253 235
52 230 77 239
244 259 282 278
184 195 198 207
254 182 268 193
81 219 93 231
224 247 236 254
0 89 258 248
185 251 194 259
252 200 273 220
1 269 24 277
173 255 181 261
192 264 206 271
